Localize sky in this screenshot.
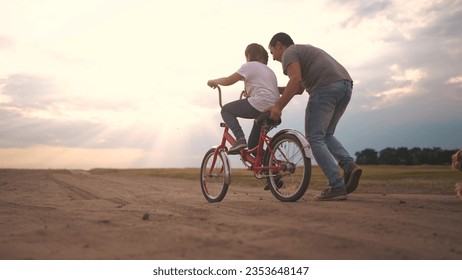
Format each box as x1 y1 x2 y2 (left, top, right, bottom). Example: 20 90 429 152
0 0 461 169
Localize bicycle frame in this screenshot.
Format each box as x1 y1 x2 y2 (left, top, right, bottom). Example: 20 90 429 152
207 86 288 177
210 123 284 175
202 86 312 203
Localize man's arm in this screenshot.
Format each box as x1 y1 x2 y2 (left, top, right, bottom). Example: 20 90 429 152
278 85 304 95
269 62 304 120
278 87 285 95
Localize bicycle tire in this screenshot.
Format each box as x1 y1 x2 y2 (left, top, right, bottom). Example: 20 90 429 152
200 148 230 203
264 133 311 202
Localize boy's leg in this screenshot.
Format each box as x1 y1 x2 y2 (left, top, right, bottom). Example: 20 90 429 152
221 99 260 153
248 122 261 151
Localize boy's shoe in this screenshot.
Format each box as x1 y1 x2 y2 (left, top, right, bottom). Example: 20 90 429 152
314 186 347 201
344 163 362 194
228 138 247 155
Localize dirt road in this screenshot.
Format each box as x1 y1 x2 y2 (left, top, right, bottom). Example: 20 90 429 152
0 169 461 259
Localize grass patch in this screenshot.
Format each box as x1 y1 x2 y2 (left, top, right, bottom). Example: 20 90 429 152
49 169 73 174
354 165 460 194
89 168 201 181
360 165 459 180
89 165 461 194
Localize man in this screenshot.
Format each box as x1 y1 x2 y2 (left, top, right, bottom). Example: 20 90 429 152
268 32 362 201
452 149 462 199
452 149 462 172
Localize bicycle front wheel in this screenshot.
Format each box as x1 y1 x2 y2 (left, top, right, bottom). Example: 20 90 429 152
200 148 230 203
264 134 311 202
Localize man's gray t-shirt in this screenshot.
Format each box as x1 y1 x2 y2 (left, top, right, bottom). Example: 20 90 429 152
282 44 352 94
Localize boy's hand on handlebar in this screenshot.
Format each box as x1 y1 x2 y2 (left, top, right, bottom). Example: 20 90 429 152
207 80 218 89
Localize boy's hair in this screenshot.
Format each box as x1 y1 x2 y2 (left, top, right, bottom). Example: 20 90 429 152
245 43 269 65
269 32 295 47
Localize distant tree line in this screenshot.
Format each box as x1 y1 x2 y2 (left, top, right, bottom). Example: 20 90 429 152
355 147 458 165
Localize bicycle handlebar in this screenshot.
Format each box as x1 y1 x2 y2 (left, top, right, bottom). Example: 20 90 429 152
217 86 223 108
214 85 246 108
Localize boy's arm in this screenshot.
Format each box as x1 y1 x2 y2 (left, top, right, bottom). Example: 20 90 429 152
207 72 243 88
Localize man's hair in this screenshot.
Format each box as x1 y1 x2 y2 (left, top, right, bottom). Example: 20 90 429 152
269 32 295 47
245 43 269 64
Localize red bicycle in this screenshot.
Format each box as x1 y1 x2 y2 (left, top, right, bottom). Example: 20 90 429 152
200 86 312 202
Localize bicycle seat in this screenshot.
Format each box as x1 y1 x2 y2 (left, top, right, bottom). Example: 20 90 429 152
255 111 281 127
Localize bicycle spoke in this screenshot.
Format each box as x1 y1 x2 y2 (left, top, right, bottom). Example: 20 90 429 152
264 134 311 202
200 148 230 203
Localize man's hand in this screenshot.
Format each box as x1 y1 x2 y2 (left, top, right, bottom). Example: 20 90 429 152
269 105 282 121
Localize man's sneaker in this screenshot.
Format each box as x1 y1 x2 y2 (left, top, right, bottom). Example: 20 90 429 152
344 163 362 194
228 138 247 155
314 186 347 201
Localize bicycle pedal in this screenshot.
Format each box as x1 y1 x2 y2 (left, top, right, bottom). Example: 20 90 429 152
277 180 284 188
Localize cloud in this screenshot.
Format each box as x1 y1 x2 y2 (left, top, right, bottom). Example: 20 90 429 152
447 76 462 85
363 64 427 110
0 70 220 169
353 0 391 18
317 0 462 156
335 0 462 114
0 73 56 108
1 0 461 168
0 73 140 149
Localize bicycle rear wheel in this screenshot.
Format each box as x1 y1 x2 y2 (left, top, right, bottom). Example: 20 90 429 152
200 148 230 203
264 134 311 202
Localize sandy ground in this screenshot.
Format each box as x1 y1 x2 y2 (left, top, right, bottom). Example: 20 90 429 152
0 169 461 260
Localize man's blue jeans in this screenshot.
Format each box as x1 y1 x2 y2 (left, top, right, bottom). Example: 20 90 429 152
305 80 355 189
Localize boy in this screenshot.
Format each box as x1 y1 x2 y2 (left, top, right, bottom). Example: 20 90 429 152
207 43 279 154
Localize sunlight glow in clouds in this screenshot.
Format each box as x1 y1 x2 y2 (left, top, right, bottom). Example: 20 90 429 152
1 0 461 168
447 76 462 85
0 146 145 169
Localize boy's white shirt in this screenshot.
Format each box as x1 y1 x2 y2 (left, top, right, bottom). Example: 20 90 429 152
237 61 279 112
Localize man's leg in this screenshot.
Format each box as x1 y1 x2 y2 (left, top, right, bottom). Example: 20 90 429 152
305 81 350 200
